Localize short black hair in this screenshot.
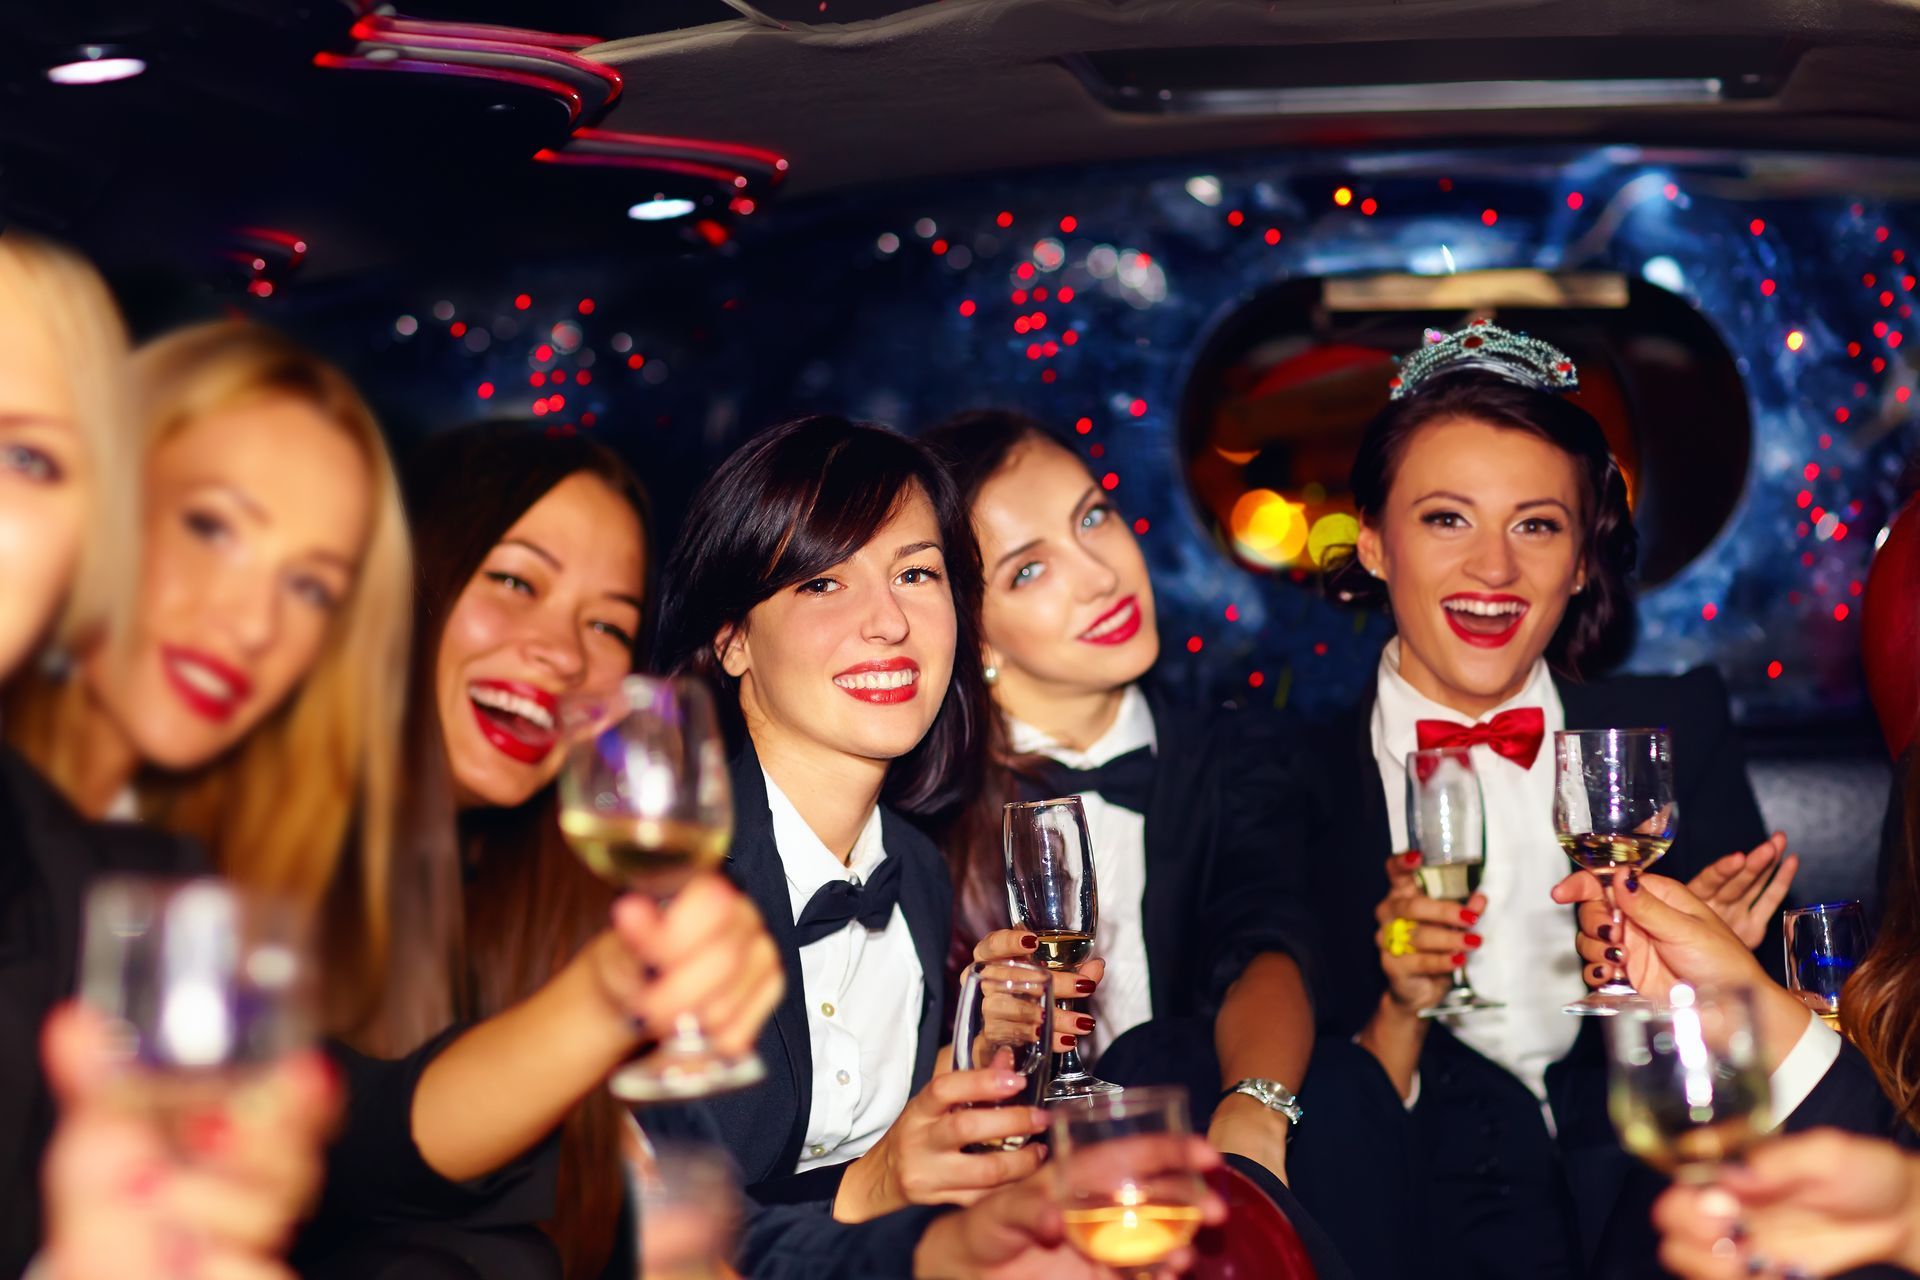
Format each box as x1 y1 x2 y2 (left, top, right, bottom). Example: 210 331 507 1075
652 415 990 818
1324 370 1639 675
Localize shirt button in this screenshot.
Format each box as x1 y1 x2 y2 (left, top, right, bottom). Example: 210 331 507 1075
820 1001 836 1017
809 1144 826 1157
836 1070 851 1085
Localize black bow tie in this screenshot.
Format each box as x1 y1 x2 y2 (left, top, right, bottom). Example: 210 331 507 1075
1030 745 1157 815
793 850 905 946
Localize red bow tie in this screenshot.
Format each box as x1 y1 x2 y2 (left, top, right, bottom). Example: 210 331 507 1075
1415 707 1546 770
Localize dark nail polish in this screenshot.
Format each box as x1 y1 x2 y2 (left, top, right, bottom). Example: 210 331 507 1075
1597 924 1613 942
1076 1015 1096 1033
1592 965 1609 979
1625 876 1641 893
1019 934 1037 949
1075 979 1096 995
1463 933 1483 949
1459 909 1480 926
1605 946 1623 963
1059 1034 1077 1048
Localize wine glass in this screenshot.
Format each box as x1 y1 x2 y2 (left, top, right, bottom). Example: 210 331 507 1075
78 875 312 1152
1605 984 1770 1184
1003 796 1120 1100
1406 747 1502 1018
558 673 764 1101
1554 728 1678 1016
1783 900 1869 1031
952 957 1054 1149
1052 1085 1208 1280
629 1143 740 1280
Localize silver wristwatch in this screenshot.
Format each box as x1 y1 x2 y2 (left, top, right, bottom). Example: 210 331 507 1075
1222 1077 1305 1126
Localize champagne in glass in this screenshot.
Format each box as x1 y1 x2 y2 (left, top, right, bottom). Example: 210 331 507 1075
1003 796 1121 1100
1605 984 1770 1183
558 673 764 1101
952 958 1054 1150
1554 728 1678 1016
1052 1085 1208 1279
1783 900 1869 1031
1406 747 1502 1018
79 876 312 1152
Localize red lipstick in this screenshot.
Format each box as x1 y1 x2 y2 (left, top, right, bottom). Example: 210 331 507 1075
160 645 252 723
833 657 921 705
467 679 560 764
1078 595 1142 647
1442 593 1529 649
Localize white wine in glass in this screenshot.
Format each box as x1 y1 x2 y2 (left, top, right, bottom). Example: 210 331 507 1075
1053 1085 1208 1279
559 674 763 1102
1606 984 1770 1183
1406 746 1501 1018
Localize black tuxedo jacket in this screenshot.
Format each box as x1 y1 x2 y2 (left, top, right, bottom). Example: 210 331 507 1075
690 742 953 1203
1128 682 1317 1017
1295 666 1767 1273
0 746 203 1276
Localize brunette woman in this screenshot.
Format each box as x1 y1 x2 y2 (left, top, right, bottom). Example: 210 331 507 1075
1 234 333 1280
649 416 1058 1238
1291 324 1791 1280
921 410 1315 1181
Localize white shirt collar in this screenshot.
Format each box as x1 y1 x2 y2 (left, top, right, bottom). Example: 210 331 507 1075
1005 682 1157 768
761 767 888 908
1372 638 1557 771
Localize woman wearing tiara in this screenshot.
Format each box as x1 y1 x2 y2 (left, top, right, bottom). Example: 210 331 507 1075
1287 323 1797 1280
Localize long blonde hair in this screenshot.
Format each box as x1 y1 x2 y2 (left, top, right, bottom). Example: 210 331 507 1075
0 232 136 654
6 321 413 1036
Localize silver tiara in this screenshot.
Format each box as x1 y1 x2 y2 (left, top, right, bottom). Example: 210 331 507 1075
1388 320 1579 400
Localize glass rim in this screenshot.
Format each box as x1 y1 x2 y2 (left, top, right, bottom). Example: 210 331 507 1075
1003 795 1086 812
1783 899 1865 917
1552 726 1670 738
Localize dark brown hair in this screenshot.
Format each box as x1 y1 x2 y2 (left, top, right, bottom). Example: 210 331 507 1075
652 414 990 819
390 420 651 1280
1844 748 1920 1131
1323 369 1640 676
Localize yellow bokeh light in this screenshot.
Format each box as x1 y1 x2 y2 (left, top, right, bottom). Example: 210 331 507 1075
1307 512 1360 566
1333 186 1354 207
1230 489 1310 566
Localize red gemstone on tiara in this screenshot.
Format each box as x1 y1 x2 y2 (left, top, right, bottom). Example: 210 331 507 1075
1388 376 1402 387
1556 361 1573 372
1462 336 1484 348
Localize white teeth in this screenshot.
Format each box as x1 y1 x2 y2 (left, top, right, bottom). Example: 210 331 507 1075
469 684 555 729
1084 600 1136 638
1445 598 1527 618
170 656 238 701
834 668 919 691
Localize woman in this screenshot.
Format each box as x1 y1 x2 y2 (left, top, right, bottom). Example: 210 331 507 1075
5 320 413 1039
1292 323 1789 1280
649 415 1055 1235
1 233 330 1280
921 409 1315 1181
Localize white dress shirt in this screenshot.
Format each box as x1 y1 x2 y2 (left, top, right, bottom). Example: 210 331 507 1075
763 770 924 1175
1007 684 1157 1058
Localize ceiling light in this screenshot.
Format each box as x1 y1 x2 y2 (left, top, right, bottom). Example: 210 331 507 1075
1128 77 1723 117
46 47 146 85
628 197 697 222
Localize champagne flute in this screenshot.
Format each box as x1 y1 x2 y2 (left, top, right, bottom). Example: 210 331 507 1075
1554 728 1678 1016
630 1143 740 1280
79 875 312 1152
1783 900 1869 1031
1052 1085 1208 1280
1406 747 1502 1017
1605 984 1770 1184
1003 796 1120 1100
558 673 764 1101
952 957 1054 1149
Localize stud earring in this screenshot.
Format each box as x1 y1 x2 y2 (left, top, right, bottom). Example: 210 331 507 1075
983 664 999 685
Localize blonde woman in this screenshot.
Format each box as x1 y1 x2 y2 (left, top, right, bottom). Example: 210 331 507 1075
1 234 333 1280
5 320 414 1038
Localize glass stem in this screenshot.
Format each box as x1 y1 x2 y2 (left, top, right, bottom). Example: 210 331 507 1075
1053 995 1089 1078
1598 869 1633 992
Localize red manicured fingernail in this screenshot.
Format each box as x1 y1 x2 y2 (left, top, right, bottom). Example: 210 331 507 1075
1450 952 1466 967
1460 909 1479 926
1019 935 1037 949
1060 1034 1078 1048
1463 933 1483 949
1076 1015 1096 1032
1075 979 1096 995
1402 852 1422 867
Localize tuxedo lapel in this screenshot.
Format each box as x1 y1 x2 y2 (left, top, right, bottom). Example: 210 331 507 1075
883 809 951 1088
1139 683 1206 1017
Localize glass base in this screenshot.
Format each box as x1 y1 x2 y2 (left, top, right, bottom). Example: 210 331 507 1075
1563 982 1646 1017
1045 1072 1124 1102
610 1048 766 1103
1418 989 1504 1020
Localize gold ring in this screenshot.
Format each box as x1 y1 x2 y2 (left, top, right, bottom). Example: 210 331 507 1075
1386 917 1417 958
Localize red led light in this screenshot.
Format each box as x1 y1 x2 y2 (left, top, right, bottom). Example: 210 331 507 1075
1089 443 1104 458
1877 226 1891 242
1042 341 1059 357
1852 580 1865 596
1041 369 1056 383
1702 603 1718 621
1025 343 1041 360
1101 472 1119 491
1438 178 1454 191
1013 317 1031 334
1874 357 1889 372
1766 661 1784 679
532 401 548 417
581 412 596 427
1264 228 1282 245
1898 387 1912 403
1063 331 1078 345
1059 216 1077 233
1836 604 1851 621
1227 210 1244 226
1058 287 1075 303
1030 312 1047 329
549 394 565 411
1803 462 1820 480
1876 322 1891 337
1835 522 1851 540
627 354 645 368
1749 219 1766 236
578 298 595 314
1360 198 1378 216
1820 433 1833 449
1811 506 1827 523
576 370 591 385
958 300 976 317
1016 262 1035 280
450 322 467 337
1848 342 1863 357
477 381 494 399
1186 636 1203 653
535 344 553 361
1797 490 1813 508
1883 291 1897 307
1760 279 1776 296
1249 671 1265 688
1011 289 1028 304
1836 407 1850 423
1225 604 1240 622
1866 274 1879 287
1132 517 1149 535
530 371 547 387
1567 192 1584 210
1033 288 1048 302
996 211 1013 228
1662 183 1679 200
1314 641 1329 656
931 239 948 255
1074 417 1093 435
551 370 568 384
1893 331 1908 348
514 293 531 310
1481 209 1498 226
1128 399 1147 417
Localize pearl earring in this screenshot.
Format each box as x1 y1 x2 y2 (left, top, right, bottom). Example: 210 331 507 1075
983 664 999 685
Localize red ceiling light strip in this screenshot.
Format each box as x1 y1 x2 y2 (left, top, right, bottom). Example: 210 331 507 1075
357 16 601 50
531 149 750 187
569 127 787 173
313 51 588 122
346 16 621 108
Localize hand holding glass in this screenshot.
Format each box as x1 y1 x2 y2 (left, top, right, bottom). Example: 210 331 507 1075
1002 796 1119 1100
952 958 1053 1149
1783 900 1869 1032
1555 728 1677 1015
1051 1085 1208 1280
1406 746 1501 1018
1606 983 1769 1184
559 674 764 1101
